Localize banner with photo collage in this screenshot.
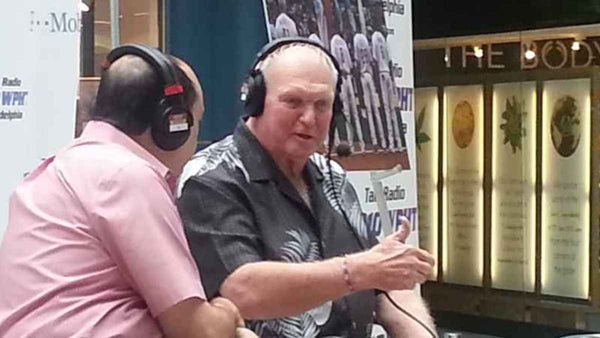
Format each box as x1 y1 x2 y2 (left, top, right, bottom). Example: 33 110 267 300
0 0 80 241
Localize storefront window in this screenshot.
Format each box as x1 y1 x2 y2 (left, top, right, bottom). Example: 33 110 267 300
119 0 160 48
80 0 162 77
414 20 600 335
77 0 162 136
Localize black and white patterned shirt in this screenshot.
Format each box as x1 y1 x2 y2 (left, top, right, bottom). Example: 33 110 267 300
177 122 377 338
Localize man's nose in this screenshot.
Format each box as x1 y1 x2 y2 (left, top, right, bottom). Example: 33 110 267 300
299 106 317 127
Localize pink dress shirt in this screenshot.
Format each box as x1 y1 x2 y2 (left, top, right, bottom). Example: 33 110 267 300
0 121 206 337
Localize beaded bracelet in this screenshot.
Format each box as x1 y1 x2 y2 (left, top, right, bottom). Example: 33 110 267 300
342 254 355 293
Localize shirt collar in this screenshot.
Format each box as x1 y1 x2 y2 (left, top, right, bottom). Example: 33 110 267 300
79 121 174 183
233 120 324 183
233 120 281 182
305 157 324 182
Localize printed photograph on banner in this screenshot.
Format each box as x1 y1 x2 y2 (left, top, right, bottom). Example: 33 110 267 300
262 0 411 171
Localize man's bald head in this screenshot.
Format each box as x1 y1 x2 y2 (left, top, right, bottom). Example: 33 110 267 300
92 54 200 135
257 43 339 86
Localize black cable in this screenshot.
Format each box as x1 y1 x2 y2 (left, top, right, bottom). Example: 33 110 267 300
325 132 437 338
382 291 438 338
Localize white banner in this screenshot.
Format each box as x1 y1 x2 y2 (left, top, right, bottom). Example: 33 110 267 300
346 170 418 245
378 0 418 239
339 0 419 248
0 0 80 240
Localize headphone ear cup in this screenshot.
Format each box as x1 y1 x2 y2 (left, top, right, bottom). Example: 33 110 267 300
244 70 266 117
151 101 192 151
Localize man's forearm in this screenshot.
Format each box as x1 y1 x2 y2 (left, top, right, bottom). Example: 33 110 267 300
220 258 353 320
220 238 435 321
376 290 435 338
159 298 240 338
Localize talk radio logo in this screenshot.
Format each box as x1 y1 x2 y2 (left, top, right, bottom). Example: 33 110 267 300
29 10 81 33
1 77 28 122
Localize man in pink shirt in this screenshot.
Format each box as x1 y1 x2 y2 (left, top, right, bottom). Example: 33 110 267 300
0 45 253 338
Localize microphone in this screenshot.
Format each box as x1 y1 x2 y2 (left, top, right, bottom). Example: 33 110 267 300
335 143 352 157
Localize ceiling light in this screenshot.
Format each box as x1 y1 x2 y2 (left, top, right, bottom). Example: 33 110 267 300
525 49 536 60
79 1 89 12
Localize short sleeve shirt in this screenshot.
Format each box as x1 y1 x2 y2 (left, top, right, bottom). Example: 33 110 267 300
177 122 377 338
0 121 205 337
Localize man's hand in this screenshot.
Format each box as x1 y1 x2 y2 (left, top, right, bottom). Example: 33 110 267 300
393 216 411 243
236 328 259 338
348 217 435 291
210 297 244 326
211 298 258 338
158 297 258 338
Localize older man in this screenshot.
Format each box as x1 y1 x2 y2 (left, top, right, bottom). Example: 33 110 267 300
0 45 252 338
178 39 435 338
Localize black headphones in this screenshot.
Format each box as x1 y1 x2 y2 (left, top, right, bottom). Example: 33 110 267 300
241 37 343 122
103 44 194 151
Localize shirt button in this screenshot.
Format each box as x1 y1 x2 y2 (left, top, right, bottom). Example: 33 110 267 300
352 321 357 329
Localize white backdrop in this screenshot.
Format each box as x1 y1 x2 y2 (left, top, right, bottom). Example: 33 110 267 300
0 0 80 241
349 0 418 247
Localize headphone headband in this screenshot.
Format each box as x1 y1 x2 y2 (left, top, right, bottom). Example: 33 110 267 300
105 44 183 97
242 37 343 119
250 37 341 75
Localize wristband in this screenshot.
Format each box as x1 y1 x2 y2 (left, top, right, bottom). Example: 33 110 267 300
342 254 355 293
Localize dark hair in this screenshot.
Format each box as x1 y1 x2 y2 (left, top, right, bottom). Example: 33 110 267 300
91 55 198 135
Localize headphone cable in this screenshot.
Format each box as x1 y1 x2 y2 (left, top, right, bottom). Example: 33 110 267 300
381 290 438 338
